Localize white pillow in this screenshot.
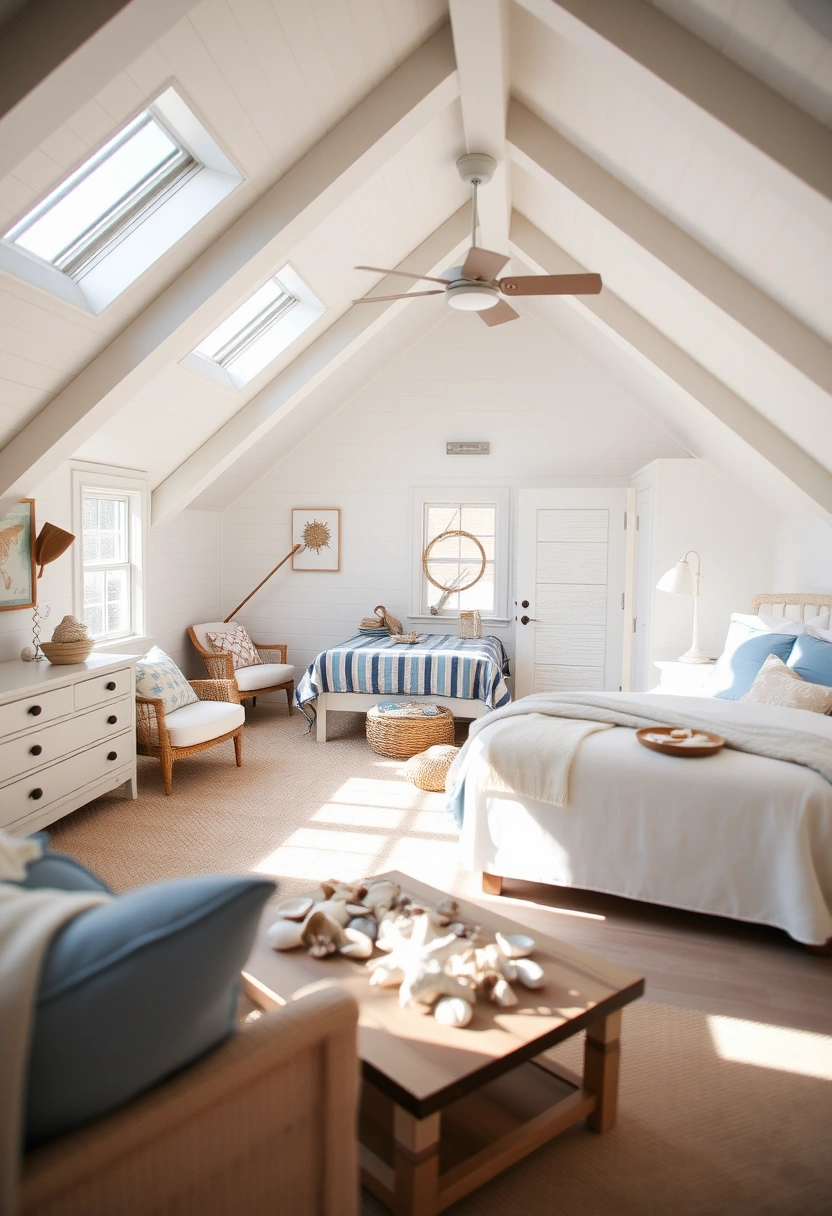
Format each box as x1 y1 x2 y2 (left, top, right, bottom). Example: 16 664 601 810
731 613 806 636
741 654 832 714
136 646 199 713
207 624 262 671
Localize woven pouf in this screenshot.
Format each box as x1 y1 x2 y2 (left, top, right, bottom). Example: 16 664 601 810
404 744 460 792
366 702 454 759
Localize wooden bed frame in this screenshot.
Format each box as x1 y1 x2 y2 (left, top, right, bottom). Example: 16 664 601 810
314 690 488 742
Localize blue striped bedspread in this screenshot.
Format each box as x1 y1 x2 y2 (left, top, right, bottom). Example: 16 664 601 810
295 633 511 723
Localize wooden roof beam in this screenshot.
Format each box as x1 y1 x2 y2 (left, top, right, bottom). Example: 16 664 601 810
510 212 832 522
0 25 459 518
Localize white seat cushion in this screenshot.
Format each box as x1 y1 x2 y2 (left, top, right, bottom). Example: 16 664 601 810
164 699 245 748
235 663 294 692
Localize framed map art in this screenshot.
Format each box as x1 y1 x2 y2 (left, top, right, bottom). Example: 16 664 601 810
292 508 340 571
0 498 36 611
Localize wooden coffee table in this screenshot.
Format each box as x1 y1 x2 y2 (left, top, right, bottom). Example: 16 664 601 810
242 872 645 1216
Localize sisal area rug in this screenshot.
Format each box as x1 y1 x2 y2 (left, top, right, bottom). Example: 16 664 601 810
48 706 832 1215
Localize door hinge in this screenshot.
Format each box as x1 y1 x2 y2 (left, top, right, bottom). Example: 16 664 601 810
633 617 637 633
620 592 625 610
636 515 640 530
623 511 627 530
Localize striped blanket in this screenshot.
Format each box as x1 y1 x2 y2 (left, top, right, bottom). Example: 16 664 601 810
296 633 511 724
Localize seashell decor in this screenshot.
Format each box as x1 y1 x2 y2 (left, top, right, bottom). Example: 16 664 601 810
267 878 545 1028
51 615 92 643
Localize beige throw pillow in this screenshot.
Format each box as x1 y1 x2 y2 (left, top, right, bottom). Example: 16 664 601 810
741 654 832 713
206 625 262 671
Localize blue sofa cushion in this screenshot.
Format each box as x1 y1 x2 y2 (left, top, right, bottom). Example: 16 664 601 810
25 872 275 1146
15 837 111 894
787 634 832 690
711 619 796 700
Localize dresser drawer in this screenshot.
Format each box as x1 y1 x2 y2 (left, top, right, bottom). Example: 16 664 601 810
74 666 133 711
0 684 74 738
1 730 133 824
0 696 132 781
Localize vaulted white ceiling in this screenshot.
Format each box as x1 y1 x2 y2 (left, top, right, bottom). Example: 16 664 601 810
0 0 830 523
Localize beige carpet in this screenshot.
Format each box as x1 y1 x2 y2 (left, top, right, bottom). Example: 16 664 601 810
48 705 832 1215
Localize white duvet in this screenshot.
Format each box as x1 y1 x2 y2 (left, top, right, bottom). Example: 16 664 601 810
459 693 832 944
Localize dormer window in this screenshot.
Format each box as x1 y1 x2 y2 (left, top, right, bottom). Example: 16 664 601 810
5 112 197 279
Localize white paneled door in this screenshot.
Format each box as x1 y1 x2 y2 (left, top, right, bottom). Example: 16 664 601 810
515 489 629 699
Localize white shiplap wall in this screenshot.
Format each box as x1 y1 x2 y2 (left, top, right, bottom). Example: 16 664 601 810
0 464 222 676
221 307 687 674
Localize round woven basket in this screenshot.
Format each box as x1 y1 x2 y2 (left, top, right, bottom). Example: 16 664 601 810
366 703 454 759
40 640 94 665
404 744 460 791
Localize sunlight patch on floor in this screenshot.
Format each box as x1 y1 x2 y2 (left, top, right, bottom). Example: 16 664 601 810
707 1015 832 1080
328 776 431 810
253 829 388 881
381 836 462 889
312 803 407 829
411 809 459 836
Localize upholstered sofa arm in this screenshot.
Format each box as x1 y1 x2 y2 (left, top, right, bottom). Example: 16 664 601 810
21 986 360 1216
190 679 240 704
135 696 167 749
253 643 288 663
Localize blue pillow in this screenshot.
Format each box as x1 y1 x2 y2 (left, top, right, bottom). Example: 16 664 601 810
711 619 796 699
26 872 275 1146
15 838 111 894
787 634 832 689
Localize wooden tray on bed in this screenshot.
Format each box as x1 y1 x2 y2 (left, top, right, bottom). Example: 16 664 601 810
636 726 725 758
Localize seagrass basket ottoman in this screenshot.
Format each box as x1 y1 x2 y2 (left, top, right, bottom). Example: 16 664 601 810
404 744 460 791
366 702 454 759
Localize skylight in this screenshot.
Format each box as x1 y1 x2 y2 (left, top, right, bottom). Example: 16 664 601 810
184 265 325 389
194 278 298 369
5 112 197 279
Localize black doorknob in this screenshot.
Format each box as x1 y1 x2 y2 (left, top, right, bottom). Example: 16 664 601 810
106 681 116 691
30 788 43 800
28 704 42 716
107 751 118 761
30 744 42 756
521 600 529 608
520 615 538 625
108 715 117 724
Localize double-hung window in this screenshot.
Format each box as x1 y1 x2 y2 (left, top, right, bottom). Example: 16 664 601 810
73 467 147 644
411 487 510 623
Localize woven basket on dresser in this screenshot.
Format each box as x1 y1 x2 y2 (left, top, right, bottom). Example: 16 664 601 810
365 703 455 759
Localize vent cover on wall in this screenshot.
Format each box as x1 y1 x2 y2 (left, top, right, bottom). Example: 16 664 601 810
446 441 490 455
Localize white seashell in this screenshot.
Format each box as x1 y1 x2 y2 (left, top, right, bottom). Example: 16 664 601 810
348 915 378 942
400 960 475 1010
434 997 473 1028
20 646 35 661
274 896 314 921
267 919 305 951
368 964 404 988
513 958 545 989
345 903 368 917
362 880 401 919
496 932 534 959
302 910 348 957
490 978 519 1007
340 928 373 959
311 899 351 927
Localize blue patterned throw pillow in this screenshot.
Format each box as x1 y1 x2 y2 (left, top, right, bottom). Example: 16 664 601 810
135 646 198 713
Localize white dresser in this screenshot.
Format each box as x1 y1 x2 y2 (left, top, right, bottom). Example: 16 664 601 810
0 654 138 835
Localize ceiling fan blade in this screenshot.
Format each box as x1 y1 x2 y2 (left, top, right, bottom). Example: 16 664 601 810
499 273 603 296
352 291 444 303
355 265 451 285
461 247 510 281
479 300 519 327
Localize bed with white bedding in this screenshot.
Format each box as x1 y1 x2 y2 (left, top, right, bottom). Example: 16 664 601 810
451 595 832 945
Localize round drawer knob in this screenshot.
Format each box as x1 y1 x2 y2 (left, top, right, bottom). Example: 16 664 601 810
106 681 116 691
30 788 43 800
107 751 118 761
107 715 118 725
30 744 42 756
28 704 42 716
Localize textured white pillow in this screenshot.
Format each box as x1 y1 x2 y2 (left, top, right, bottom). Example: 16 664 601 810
135 646 199 713
731 612 806 636
207 624 262 671
741 654 832 713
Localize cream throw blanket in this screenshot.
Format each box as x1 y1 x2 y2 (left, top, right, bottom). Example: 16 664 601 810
446 691 832 823
476 714 614 807
0 833 109 1216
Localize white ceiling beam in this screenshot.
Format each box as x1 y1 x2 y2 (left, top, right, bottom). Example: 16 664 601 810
449 0 511 255
151 207 472 526
0 26 459 518
508 100 832 399
510 212 832 520
514 0 832 223
0 0 199 180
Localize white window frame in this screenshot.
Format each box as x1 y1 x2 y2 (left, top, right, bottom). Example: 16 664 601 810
409 486 511 626
0 86 242 315
72 464 150 651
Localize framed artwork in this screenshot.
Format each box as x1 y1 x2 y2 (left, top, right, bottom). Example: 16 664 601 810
292 508 340 571
0 498 36 611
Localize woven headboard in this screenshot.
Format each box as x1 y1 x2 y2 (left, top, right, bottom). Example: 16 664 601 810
751 593 832 621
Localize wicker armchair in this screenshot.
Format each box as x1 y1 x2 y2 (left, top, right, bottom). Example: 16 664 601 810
188 622 295 713
136 679 244 796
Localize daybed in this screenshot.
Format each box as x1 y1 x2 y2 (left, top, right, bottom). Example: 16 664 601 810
454 594 832 946
296 632 510 741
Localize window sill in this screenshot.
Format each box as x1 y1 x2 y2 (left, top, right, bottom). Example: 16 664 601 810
408 615 511 628
93 635 154 655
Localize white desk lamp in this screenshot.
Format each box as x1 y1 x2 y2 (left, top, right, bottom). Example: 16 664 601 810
656 550 710 664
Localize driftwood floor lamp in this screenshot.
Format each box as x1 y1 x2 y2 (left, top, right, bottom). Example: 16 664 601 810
223 544 302 623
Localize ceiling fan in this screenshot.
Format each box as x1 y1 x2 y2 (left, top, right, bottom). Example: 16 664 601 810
353 154 602 326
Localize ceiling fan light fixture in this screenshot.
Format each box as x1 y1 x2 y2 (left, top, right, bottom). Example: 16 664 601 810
446 282 501 311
